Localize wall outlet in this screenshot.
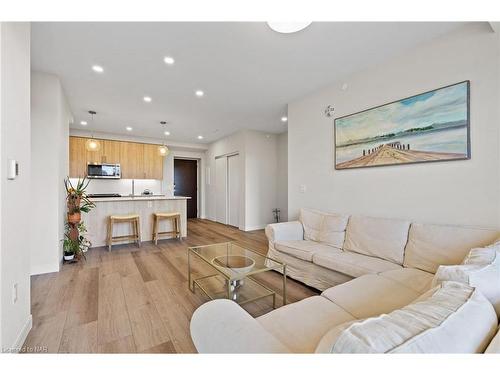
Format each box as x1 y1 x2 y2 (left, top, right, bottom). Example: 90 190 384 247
12 283 18 304
299 184 307 193
147 201 153 208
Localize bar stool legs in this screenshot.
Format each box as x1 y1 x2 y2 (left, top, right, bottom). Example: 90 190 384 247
152 212 181 244
107 214 141 252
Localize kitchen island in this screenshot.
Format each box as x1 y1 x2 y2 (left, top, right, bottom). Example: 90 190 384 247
82 195 190 248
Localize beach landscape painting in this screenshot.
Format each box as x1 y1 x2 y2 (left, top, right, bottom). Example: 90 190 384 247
334 81 470 169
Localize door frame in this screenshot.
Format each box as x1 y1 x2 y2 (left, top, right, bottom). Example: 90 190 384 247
174 157 200 218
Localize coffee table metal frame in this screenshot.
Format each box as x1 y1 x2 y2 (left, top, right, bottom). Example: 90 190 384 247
187 242 287 308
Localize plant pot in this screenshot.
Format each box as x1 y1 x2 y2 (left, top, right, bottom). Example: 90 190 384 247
67 212 81 224
64 253 75 261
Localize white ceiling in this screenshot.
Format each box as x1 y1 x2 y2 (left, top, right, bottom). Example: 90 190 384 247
31 22 468 144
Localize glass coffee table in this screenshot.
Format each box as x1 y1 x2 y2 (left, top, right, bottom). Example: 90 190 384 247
188 242 287 308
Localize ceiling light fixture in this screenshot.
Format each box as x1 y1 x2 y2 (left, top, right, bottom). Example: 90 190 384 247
281 116 288 122
126 126 133 131
158 121 170 157
80 121 87 126
143 96 152 102
85 110 101 152
92 65 104 73
197 135 204 140
267 22 312 34
164 56 175 65
195 90 204 97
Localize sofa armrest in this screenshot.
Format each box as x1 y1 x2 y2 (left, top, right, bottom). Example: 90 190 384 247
265 221 304 243
190 299 290 353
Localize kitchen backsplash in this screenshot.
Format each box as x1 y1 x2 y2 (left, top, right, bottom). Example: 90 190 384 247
69 178 168 196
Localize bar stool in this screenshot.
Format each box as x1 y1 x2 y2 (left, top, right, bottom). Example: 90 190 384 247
107 214 141 251
152 212 181 244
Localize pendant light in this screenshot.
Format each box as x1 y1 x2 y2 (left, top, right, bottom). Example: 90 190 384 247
85 111 101 152
158 121 170 157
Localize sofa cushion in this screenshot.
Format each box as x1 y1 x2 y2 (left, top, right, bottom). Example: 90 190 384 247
256 295 355 353
432 245 500 316
318 213 349 249
378 268 434 294
274 240 341 262
343 215 410 265
322 281 497 353
403 223 499 273
313 250 401 278
485 327 500 353
321 274 420 319
300 208 324 242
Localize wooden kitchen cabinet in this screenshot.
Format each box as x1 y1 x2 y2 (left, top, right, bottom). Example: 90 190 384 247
102 140 121 164
69 136 164 180
143 143 164 180
69 137 87 178
120 141 144 179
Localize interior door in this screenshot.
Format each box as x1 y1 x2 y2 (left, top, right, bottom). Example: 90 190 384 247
174 159 198 218
215 156 227 224
227 154 240 227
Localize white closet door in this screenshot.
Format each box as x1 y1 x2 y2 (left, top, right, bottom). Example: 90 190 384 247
215 156 227 224
227 154 240 227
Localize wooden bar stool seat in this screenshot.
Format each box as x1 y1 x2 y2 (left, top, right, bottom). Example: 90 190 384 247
107 214 141 251
152 212 181 244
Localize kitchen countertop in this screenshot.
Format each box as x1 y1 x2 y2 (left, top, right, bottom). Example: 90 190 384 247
89 195 191 202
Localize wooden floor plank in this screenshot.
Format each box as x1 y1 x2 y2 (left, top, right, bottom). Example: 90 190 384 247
26 219 318 353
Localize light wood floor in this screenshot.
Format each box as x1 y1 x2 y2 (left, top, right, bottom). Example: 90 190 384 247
23 219 317 353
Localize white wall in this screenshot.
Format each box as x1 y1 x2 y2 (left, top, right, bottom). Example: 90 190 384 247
205 129 278 231
288 23 500 229
277 131 288 221
0 22 32 351
31 72 73 275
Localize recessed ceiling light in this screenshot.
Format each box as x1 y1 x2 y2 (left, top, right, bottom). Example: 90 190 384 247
126 126 133 131
197 135 204 140
281 116 288 122
195 90 204 97
267 22 312 34
164 56 175 65
80 121 88 126
92 65 104 73
164 131 170 136
143 96 152 102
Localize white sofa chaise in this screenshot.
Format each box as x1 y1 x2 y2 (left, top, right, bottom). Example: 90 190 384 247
190 209 500 353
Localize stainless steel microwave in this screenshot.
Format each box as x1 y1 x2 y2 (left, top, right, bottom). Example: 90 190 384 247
87 163 121 179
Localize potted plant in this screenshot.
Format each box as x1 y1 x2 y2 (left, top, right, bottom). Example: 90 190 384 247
63 177 95 262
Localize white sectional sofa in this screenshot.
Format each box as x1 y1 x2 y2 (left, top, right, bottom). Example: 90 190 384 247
190 209 500 353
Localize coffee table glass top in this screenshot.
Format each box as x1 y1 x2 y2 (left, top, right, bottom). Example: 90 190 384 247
188 242 283 281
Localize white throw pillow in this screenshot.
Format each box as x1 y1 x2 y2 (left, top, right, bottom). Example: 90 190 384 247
316 281 497 353
299 208 323 242
318 213 349 249
432 246 500 316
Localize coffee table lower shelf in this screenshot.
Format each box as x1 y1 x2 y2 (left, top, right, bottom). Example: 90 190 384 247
191 274 277 308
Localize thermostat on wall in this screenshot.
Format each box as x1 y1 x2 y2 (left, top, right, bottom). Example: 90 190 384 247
7 159 18 180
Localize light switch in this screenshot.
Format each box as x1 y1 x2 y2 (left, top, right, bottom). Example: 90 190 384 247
299 184 307 193
7 159 18 180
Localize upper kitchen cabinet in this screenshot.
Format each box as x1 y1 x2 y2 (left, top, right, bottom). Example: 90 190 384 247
102 140 121 164
143 143 164 180
119 141 144 179
69 136 87 178
68 136 164 180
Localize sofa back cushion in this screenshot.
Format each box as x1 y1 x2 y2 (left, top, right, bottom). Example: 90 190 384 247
432 245 500 316
318 281 497 353
318 213 349 249
404 223 499 274
343 215 410 265
300 209 349 249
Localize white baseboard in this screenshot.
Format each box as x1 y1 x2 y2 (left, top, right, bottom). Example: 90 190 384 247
11 314 32 353
30 262 60 276
243 224 267 231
